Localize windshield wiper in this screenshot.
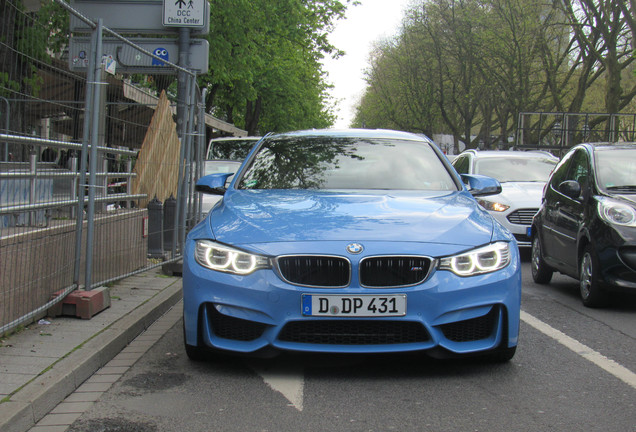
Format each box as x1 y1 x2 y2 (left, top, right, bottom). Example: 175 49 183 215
606 185 636 193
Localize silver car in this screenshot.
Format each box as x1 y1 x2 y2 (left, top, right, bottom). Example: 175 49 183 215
452 150 559 247
200 136 261 213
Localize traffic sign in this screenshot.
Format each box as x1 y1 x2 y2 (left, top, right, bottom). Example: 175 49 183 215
163 0 206 28
70 0 209 35
69 37 210 74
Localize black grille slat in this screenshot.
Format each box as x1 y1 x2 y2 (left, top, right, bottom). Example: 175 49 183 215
277 256 349 287
360 256 431 287
279 320 430 345
513 233 531 243
507 209 538 225
439 308 498 342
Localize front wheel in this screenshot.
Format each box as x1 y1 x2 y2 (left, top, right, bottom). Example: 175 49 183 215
183 319 207 361
579 245 609 308
486 345 517 363
531 235 553 284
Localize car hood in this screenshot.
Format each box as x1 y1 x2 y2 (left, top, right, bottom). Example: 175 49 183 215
611 193 636 207
495 182 546 206
206 189 494 247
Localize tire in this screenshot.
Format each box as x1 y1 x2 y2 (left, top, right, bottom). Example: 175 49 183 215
531 235 553 284
486 345 517 363
579 245 609 308
183 319 207 361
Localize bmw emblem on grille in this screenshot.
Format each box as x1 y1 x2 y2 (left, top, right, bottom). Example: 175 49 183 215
346 243 364 254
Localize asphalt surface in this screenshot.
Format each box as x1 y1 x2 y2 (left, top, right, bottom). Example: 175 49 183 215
0 267 183 432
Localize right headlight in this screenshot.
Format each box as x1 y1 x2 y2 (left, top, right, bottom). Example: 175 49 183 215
195 240 270 275
597 197 636 227
438 242 511 277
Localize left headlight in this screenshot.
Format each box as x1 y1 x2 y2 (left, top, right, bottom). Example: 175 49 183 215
598 197 636 227
439 242 512 277
194 240 270 275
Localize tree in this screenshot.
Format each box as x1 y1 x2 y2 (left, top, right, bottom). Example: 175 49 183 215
0 0 68 158
476 0 552 147
353 0 636 150
200 0 351 135
353 25 441 135
560 0 636 114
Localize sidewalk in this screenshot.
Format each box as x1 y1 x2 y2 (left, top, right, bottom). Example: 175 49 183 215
0 267 183 432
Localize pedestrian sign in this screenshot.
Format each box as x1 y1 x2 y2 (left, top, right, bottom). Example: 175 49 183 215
163 0 206 28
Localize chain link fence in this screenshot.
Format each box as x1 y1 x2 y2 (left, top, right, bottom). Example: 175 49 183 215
0 0 244 335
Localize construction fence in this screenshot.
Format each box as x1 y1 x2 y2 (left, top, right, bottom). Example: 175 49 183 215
515 112 636 156
0 0 245 335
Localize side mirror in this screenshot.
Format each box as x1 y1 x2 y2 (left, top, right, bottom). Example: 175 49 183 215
460 174 502 197
195 173 234 195
559 180 581 199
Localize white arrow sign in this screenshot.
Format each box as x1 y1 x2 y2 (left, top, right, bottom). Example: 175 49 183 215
163 0 206 28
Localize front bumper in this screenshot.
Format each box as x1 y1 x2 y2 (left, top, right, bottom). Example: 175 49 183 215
490 210 535 248
183 246 521 356
599 245 636 292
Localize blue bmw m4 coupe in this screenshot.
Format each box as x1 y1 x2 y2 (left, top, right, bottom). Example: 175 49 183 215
183 129 521 362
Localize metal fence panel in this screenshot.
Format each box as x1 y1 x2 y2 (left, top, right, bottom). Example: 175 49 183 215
0 0 240 334
516 112 636 156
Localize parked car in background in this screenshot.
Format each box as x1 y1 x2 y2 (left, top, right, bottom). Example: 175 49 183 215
200 136 261 213
184 129 521 362
531 142 636 307
452 150 559 247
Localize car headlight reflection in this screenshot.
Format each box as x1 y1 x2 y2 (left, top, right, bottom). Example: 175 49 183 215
439 242 511 276
195 240 270 275
598 198 636 227
477 199 509 212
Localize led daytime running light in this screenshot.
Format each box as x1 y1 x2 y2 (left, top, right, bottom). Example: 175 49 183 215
439 242 511 277
195 240 269 275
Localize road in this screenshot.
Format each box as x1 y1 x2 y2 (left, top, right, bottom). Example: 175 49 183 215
66 254 636 432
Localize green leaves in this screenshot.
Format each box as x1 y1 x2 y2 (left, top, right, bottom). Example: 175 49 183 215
201 0 350 134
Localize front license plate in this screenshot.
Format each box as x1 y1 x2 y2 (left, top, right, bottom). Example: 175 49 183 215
302 294 406 317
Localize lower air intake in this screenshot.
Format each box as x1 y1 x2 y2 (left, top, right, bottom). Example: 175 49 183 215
278 320 430 345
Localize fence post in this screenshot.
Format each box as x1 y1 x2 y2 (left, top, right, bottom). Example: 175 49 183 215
28 150 36 226
194 87 207 221
1 97 9 161
73 20 98 288
147 196 163 259
84 18 105 291
163 195 176 253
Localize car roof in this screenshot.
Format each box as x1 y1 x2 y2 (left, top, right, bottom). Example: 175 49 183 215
209 136 261 142
585 142 636 150
264 128 433 143
567 142 636 156
458 149 558 160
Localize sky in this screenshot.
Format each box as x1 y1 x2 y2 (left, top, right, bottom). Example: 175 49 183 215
322 0 414 128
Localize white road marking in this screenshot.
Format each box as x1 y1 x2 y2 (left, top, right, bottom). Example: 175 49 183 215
521 310 636 390
250 363 304 411
249 311 635 409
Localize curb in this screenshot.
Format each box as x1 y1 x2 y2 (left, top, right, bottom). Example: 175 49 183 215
0 279 183 432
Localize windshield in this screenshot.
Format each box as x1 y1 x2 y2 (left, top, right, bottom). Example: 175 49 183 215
204 160 242 176
474 156 557 182
207 139 259 160
595 148 636 192
236 137 458 191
